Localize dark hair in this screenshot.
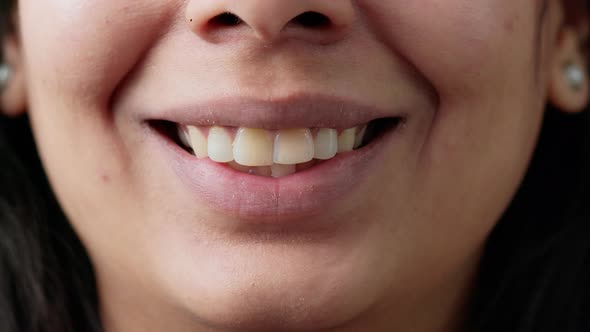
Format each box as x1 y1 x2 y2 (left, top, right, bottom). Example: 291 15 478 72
0 2 589 332
0 2 102 331
468 107 590 331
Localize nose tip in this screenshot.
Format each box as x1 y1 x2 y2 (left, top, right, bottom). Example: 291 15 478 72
186 0 355 44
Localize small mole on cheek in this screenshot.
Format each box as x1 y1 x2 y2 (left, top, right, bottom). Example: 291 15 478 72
100 174 111 184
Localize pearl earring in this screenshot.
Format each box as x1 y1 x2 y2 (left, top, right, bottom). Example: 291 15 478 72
0 63 11 91
564 62 586 91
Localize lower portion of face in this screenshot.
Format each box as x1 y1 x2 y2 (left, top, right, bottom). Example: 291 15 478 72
19 0 553 330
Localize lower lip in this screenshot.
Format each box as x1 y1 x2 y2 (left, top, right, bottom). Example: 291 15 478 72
151 124 402 224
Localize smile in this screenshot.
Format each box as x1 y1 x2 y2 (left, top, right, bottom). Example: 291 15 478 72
144 95 408 221
168 117 401 178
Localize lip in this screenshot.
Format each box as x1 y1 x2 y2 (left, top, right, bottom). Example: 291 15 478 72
138 94 405 130
148 122 404 226
138 94 407 225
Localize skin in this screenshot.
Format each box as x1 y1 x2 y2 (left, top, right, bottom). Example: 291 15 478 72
2 0 589 331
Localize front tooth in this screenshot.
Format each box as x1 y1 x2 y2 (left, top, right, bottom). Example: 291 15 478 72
273 129 314 165
338 128 356 152
187 126 209 159
354 125 367 149
233 128 274 166
313 128 338 160
271 164 296 178
208 126 234 163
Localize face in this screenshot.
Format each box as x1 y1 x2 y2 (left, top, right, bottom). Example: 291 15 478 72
10 0 585 331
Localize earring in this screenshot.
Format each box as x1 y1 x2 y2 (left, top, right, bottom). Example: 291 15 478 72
0 63 11 91
564 62 586 91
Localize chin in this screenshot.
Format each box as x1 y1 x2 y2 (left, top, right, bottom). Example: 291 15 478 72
155 229 388 332
183 275 376 332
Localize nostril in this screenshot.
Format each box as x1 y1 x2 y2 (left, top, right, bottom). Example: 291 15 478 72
292 11 331 28
209 12 243 27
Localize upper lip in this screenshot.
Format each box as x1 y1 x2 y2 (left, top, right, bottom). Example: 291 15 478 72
141 94 405 130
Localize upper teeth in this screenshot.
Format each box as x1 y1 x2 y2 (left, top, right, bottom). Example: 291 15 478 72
178 125 368 174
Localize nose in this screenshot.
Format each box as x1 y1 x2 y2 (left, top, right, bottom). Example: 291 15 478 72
186 0 356 44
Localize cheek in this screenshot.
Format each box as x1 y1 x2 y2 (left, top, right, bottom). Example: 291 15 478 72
19 0 175 107
364 0 536 98
16 1 178 233
366 0 546 232
365 0 544 155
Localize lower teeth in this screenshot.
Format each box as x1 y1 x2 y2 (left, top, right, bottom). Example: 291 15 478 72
227 161 320 178
227 161 272 177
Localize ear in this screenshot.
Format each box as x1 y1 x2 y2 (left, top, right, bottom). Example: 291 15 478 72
548 2 590 114
1 33 26 117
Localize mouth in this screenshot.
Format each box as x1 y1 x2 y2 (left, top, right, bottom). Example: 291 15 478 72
142 95 408 222
151 117 402 178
